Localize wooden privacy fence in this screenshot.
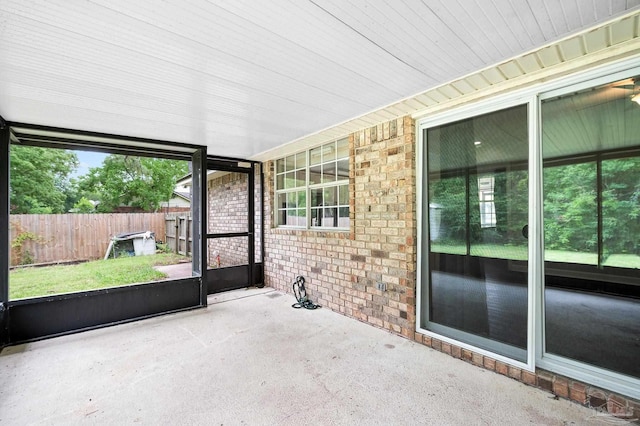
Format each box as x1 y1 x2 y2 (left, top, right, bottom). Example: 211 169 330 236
9 213 166 266
165 214 192 256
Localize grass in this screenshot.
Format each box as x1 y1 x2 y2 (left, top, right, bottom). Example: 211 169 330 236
471 244 527 261
603 254 640 268
431 243 640 268
9 253 188 300
432 243 528 260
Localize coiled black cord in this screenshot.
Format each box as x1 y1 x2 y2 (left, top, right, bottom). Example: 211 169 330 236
291 275 320 310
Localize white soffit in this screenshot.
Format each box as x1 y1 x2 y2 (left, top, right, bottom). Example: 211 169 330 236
258 10 640 161
0 1 639 160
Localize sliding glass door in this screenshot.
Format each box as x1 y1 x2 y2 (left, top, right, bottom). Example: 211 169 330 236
419 65 640 398
423 104 530 362
541 75 640 381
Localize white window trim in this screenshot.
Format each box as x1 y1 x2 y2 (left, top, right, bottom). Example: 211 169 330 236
535 59 640 401
416 53 640 399
416 93 537 374
274 140 350 231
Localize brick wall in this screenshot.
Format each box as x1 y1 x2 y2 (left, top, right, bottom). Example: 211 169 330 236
264 117 417 338
262 115 640 418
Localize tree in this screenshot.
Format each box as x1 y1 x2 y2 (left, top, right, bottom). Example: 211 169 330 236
543 157 640 258
9 146 78 213
78 155 189 212
429 174 467 245
71 196 96 213
602 157 640 256
544 162 597 253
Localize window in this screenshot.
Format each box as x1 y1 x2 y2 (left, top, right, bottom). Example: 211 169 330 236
478 176 496 228
275 138 349 229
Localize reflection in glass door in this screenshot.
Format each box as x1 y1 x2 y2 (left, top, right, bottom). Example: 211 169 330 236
423 104 529 361
541 76 640 380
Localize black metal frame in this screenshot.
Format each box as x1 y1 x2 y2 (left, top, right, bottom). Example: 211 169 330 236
193 146 208 306
0 117 10 346
0 120 261 346
205 158 264 294
8 278 201 343
9 121 198 160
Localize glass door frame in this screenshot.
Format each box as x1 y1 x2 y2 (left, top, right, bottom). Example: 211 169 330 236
535 64 640 400
416 92 539 373
416 54 640 399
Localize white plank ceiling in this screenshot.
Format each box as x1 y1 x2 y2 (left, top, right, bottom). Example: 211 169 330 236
1 0 640 159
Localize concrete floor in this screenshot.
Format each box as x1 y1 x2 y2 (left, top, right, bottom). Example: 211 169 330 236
0 288 619 425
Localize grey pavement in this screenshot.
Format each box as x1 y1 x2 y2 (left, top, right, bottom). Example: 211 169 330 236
0 287 621 425
154 262 193 280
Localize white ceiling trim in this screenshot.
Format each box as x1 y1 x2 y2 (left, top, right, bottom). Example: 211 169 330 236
3 1 640 160
252 11 640 162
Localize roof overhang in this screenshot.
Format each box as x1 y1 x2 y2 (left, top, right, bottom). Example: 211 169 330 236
253 11 640 161
1 2 639 161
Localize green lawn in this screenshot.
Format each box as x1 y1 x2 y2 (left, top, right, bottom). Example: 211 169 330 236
544 250 597 265
471 244 527 260
431 243 640 268
9 253 188 300
603 254 640 268
432 243 528 260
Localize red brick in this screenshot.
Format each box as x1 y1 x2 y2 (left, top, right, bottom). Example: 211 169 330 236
461 349 473 362
431 339 442 351
553 377 569 399
472 353 483 367
521 371 536 386
450 345 462 359
441 342 452 355
568 382 587 405
508 366 521 380
483 357 496 371
495 361 509 376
